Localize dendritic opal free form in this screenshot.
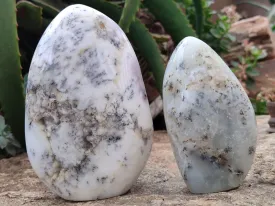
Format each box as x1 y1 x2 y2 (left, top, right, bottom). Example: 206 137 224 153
163 37 257 194
25 4 153 201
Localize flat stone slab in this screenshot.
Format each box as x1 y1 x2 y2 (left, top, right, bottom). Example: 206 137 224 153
0 116 274 206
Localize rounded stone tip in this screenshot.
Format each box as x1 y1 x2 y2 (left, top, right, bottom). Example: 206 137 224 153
176 36 212 54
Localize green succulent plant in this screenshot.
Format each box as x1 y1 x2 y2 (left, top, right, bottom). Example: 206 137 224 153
176 0 235 54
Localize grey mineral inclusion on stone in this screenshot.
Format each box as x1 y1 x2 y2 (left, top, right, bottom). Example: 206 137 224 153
25 4 153 201
163 36 257 194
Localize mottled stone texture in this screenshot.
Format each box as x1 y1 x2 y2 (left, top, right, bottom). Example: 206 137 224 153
1 118 274 206
25 4 153 201
163 37 257 194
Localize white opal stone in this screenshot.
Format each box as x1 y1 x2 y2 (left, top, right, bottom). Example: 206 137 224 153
163 37 257 194
25 4 153 201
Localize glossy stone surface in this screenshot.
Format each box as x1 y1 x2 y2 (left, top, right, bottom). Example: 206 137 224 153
163 37 257 194
25 4 153 201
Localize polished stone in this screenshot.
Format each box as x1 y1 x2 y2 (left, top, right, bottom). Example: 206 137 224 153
163 36 257 194
25 4 153 201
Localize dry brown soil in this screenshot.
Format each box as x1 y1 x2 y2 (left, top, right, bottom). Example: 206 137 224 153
1 116 275 206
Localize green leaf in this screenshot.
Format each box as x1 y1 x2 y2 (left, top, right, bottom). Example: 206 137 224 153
250 46 261 56
129 21 165 94
0 115 21 156
220 38 231 47
17 1 43 33
231 68 238 73
210 28 221 38
230 60 240 68
227 34 236 42
144 0 196 45
29 0 60 18
38 0 66 10
119 0 140 33
193 0 204 38
0 0 25 149
0 136 8 149
246 67 260 77
250 98 268 115
238 56 246 65
218 21 226 31
219 14 227 21
0 116 6 132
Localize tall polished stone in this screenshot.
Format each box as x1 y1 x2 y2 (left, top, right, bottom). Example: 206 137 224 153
25 4 153 201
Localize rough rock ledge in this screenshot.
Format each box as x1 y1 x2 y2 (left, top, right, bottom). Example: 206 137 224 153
1 116 275 206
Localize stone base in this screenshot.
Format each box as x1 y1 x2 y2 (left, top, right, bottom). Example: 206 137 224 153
0 116 274 206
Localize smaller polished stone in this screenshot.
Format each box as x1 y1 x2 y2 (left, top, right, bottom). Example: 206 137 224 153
163 36 257 194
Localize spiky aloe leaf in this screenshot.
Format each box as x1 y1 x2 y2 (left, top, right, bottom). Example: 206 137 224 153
143 0 196 45
17 1 43 33
0 0 25 148
29 0 59 18
129 21 164 94
17 1 51 35
119 0 140 33
38 0 67 10
66 0 165 94
193 0 203 38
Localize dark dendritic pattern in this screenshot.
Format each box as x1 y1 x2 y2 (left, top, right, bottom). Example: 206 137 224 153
25 5 153 200
94 15 123 50
163 37 257 193
165 74 251 181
